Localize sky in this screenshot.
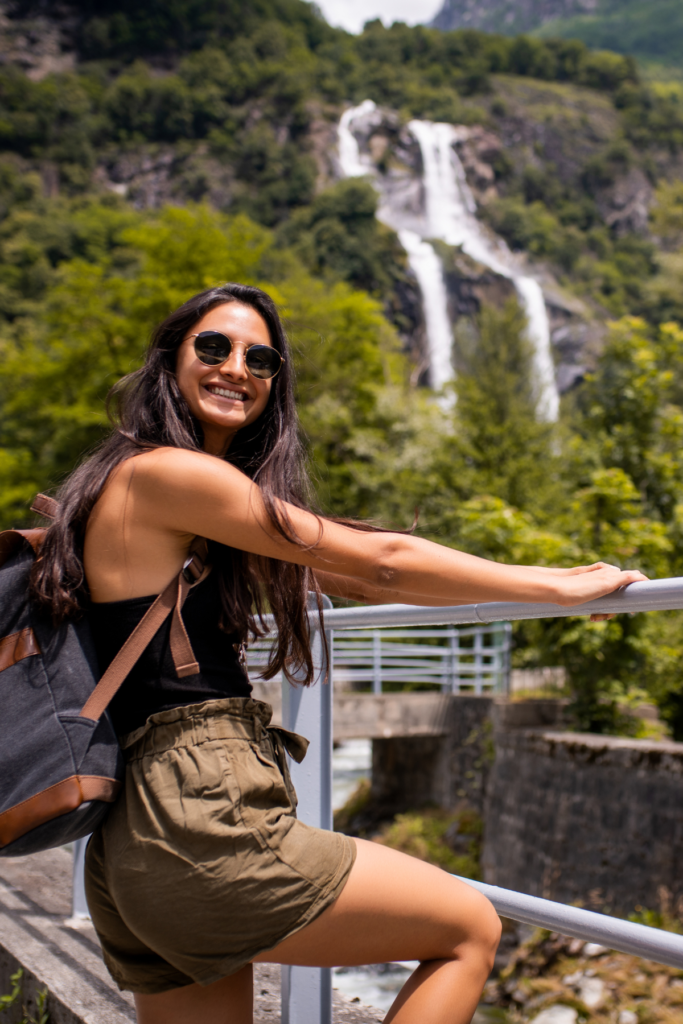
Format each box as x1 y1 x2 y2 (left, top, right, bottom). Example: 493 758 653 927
314 0 444 35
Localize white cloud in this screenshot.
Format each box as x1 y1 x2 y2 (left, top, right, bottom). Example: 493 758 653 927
315 0 444 35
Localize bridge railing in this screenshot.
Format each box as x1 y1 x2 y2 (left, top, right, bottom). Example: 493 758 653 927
72 577 683 1024
248 620 512 694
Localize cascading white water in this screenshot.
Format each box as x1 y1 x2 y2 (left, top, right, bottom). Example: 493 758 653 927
408 120 558 421
338 101 376 177
397 229 454 392
339 102 454 392
337 103 560 420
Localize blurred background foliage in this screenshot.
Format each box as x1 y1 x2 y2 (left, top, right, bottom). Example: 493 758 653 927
3 0 683 735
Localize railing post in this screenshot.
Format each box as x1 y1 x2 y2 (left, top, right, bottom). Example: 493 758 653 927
69 836 90 924
449 630 459 693
280 594 333 1024
503 621 512 694
474 628 483 694
372 629 382 694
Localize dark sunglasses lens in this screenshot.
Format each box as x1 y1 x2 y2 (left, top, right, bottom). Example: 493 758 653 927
245 345 282 379
194 332 230 365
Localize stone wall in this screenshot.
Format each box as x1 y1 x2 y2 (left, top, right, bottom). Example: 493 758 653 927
370 696 567 816
482 730 683 914
368 697 683 914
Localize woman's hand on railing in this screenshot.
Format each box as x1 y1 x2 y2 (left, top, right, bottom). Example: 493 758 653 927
521 563 647 618
550 564 648 609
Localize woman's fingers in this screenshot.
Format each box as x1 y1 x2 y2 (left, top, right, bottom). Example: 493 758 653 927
534 563 626 578
557 567 648 607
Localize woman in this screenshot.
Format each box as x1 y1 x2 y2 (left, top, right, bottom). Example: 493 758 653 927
32 283 645 1024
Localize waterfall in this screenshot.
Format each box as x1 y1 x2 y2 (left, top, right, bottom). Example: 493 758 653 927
338 101 376 178
397 230 454 392
339 102 454 391
408 120 558 421
337 103 559 420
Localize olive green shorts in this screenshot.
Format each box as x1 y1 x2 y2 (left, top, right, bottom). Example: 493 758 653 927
84 697 356 994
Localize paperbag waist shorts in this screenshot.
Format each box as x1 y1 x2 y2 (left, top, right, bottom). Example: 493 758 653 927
84 697 356 994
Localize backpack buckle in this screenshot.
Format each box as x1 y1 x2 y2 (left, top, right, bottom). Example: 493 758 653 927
182 553 204 584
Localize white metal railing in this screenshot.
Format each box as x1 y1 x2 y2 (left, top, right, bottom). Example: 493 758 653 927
71 578 683 1024
249 621 512 694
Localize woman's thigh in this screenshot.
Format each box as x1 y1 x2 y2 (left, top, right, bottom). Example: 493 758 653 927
253 838 501 968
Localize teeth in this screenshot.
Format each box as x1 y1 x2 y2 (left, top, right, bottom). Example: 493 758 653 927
207 386 247 401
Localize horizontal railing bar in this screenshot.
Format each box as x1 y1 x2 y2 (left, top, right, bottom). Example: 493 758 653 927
335 671 500 681
333 659 500 669
340 651 503 659
333 645 504 656
313 577 683 630
457 877 683 969
333 628 508 639
257 578 683 634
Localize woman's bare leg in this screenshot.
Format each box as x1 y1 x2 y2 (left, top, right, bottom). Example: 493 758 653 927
134 838 500 1024
256 839 500 1024
134 964 252 1024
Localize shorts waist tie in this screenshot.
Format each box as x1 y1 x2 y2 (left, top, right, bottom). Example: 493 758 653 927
267 725 309 764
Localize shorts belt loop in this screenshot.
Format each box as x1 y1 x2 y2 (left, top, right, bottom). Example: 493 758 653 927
253 715 263 743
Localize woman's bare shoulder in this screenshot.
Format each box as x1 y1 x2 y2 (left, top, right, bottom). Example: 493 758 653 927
126 446 235 473
111 447 259 533
89 448 249 533
123 447 248 492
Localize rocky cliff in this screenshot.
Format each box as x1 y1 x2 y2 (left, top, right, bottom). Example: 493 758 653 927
430 0 599 35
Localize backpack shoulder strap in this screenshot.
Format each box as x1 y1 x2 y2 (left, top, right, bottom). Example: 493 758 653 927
79 541 210 722
30 493 59 520
28 492 211 722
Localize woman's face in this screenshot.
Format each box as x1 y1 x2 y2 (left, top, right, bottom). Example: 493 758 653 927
176 302 275 456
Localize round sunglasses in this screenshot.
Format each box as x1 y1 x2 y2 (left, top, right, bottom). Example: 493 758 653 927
189 330 284 380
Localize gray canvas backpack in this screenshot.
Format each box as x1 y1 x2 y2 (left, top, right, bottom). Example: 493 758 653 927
0 494 206 856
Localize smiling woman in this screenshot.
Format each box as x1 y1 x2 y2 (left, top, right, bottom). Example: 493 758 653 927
27 281 646 1024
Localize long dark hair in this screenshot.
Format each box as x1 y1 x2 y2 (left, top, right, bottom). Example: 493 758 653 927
31 283 327 686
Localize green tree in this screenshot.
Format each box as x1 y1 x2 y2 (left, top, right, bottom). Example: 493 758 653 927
577 317 683 523
0 202 428 530
448 298 559 517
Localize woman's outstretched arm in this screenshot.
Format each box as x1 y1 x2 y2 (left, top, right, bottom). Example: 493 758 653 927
88 449 647 606
313 562 627 606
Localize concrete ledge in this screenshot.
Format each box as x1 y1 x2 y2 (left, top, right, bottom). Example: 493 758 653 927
251 681 453 740
536 730 683 758
0 850 382 1024
333 693 451 740
0 849 134 1024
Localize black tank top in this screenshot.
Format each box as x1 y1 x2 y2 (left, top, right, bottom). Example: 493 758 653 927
88 569 252 736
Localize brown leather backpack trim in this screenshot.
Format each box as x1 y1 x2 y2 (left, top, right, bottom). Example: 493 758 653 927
0 627 40 674
0 528 46 564
0 775 121 849
30 493 59 520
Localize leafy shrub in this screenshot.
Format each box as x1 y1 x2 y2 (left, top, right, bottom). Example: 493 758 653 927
375 807 482 878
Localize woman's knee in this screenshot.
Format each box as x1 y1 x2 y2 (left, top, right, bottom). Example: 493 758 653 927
454 890 501 973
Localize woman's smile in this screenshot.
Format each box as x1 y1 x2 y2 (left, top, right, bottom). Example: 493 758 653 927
203 384 248 402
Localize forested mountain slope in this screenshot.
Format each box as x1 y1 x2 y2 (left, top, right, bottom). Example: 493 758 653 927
3 0 683 733
431 0 683 69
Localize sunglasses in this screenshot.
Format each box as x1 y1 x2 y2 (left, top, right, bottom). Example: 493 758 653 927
189 331 284 380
